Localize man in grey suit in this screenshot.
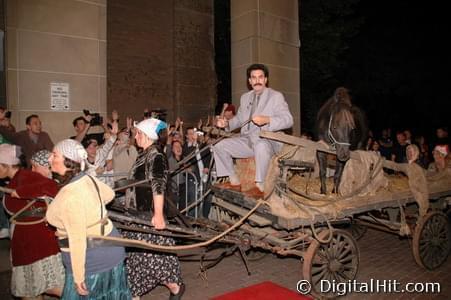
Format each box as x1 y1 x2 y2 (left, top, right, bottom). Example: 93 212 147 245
213 64 293 197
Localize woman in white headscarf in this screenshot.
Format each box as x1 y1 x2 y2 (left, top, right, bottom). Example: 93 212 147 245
123 118 184 300
46 139 130 299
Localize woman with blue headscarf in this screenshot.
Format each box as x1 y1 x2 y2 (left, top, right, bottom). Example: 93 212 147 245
123 118 184 300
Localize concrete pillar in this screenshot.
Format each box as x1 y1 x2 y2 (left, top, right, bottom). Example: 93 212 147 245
6 0 106 142
231 0 300 134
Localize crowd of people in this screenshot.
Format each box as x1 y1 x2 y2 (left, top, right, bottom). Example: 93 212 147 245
0 63 450 299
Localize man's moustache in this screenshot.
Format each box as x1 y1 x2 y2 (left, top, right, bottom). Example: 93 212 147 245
253 83 262 86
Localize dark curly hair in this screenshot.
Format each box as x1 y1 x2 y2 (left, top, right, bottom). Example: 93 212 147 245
53 157 82 186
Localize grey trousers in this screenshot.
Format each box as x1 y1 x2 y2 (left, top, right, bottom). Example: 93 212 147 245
213 136 279 183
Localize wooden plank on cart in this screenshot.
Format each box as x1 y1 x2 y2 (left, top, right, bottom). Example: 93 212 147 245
260 131 406 171
212 198 272 226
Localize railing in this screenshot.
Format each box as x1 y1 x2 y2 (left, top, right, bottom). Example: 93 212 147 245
170 169 207 219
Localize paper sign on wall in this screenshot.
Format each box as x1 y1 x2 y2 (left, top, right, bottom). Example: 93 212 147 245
50 82 70 111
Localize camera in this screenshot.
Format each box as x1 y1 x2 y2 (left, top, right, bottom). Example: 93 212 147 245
150 109 167 122
5 111 11 119
83 109 103 126
193 128 204 136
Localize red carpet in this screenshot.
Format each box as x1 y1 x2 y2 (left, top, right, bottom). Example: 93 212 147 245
211 281 311 300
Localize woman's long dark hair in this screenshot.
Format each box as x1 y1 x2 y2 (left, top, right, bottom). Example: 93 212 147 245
157 128 168 152
53 157 82 186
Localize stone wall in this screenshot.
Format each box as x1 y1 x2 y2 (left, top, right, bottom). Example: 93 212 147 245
6 0 106 142
108 0 216 126
230 0 300 134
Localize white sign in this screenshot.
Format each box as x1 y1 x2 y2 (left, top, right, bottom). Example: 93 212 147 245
50 82 70 111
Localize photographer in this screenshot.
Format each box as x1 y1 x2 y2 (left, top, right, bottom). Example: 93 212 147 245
70 110 105 145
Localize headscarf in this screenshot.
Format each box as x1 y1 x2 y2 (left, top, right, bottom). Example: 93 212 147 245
406 144 419 164
135 118 167 140
0 144 21 165
54 139 88 171
31 149 51 168
434 144 449 157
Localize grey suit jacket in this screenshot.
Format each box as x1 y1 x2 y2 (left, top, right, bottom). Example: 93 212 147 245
228 87 293 146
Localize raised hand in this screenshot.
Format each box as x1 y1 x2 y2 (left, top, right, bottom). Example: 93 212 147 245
111 110 119 122
216 116 228 128
110 119 119 135
126 117 133 130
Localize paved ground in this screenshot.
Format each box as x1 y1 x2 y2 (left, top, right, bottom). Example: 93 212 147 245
1 227 450 299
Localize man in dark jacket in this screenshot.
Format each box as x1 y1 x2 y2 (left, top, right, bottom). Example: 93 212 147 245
0 114 54 168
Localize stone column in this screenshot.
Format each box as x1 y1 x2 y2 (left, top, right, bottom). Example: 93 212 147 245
230 0 300 134
6 0 106 142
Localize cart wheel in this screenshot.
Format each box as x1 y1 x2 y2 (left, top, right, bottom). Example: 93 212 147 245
345 219 367 241
412 211 451 270
302 229 359 298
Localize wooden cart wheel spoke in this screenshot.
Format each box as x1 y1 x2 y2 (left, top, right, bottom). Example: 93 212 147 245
315 249 329 261
413 211 451 270
335 237 347 256
303 229 359 298
330 270 342 283
337 246 352 260
336 270 352 281
434 244 448 257
312 267 328 282
312 264 328 274
341 265 358 274
338 254 357 264
336 241 351 258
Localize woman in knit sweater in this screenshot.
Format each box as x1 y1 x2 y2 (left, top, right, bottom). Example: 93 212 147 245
46 139 130 299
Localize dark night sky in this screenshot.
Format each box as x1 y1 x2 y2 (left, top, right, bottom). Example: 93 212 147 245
301 0 450 139
214 0 450 140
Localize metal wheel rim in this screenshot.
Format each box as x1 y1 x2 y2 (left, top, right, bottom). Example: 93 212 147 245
412 211 451 270
302 229 360 298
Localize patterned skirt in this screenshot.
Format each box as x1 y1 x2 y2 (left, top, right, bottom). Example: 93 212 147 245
122 226 183 297
62 261 131 300
11 253 65 297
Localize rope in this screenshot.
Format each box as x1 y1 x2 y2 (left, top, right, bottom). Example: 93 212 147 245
67 199 267 252
0 186 15 194
2 190 52 225
5 198 48 226
171 119 252 174
273 184 334 244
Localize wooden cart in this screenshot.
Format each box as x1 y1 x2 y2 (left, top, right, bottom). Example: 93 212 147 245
108 131 451 298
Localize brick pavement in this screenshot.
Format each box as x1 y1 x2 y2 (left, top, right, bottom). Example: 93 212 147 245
1 227 450 299
144 228 451 300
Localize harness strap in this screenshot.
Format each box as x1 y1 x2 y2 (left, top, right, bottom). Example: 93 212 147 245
86 175 105 236
327 115 351 147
